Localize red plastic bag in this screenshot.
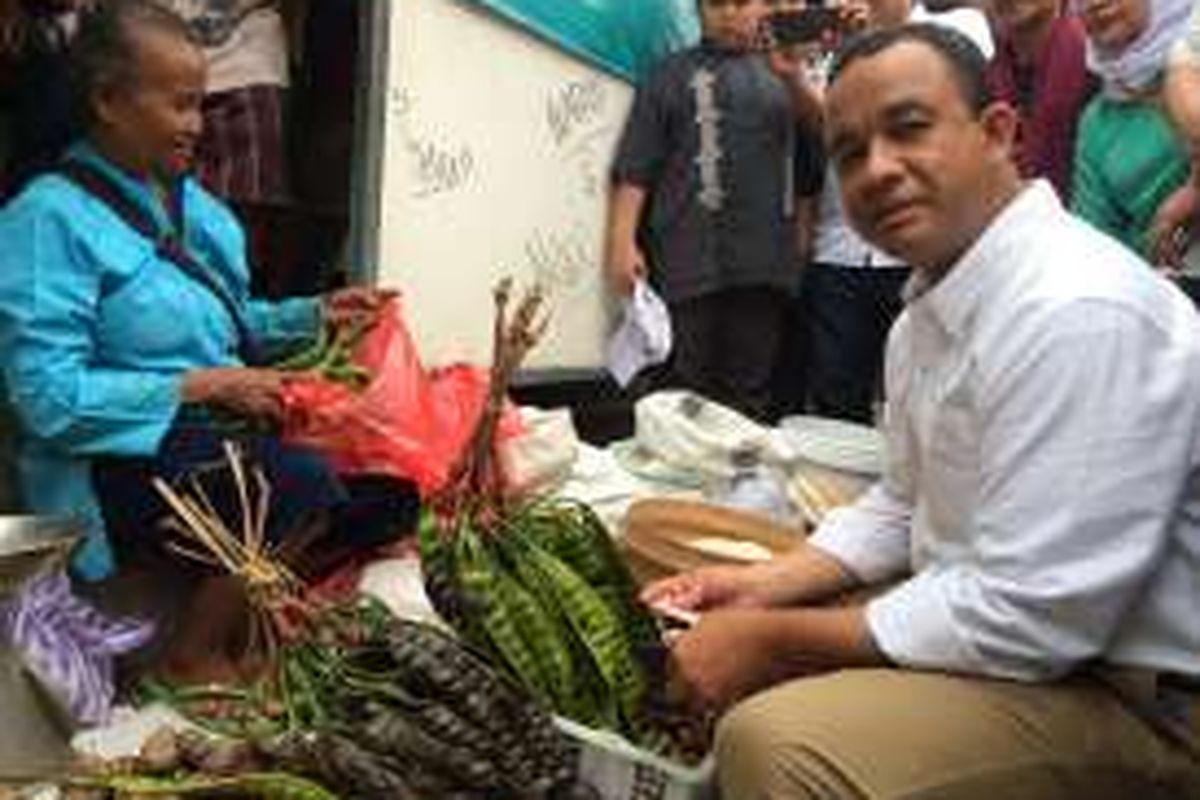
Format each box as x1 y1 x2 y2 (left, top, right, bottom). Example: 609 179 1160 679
281 297 522 494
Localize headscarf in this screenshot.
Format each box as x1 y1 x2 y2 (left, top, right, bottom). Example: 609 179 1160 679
1080 0 1191 98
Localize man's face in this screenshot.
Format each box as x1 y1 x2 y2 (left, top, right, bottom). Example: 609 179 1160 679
825 41 1016 272
700 0 770 50
96 27 205 180
1077 0 1148 52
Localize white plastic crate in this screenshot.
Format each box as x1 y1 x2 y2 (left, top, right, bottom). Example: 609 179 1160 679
556 716 716 800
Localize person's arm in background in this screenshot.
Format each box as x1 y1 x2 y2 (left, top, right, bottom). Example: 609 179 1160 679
605 183 649 296
0 0 25 58
0 191 292 453
607 57 675 296
1152 27 1200 267
793 104 827 266
795 195 817 265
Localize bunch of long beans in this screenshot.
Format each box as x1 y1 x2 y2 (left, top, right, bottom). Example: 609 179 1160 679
417 281 702 760
273 318 373 390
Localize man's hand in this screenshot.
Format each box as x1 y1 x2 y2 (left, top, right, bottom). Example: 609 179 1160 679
669 609 790 712
641 564 775 614
837 0 872 34
181 367 288 422
669 605 885 714
323 286 398 329
607 242 647 296
766 41 820 82
1149 182 1199 270
642 545 860 615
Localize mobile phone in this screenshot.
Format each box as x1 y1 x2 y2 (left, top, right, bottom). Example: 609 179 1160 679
767 7 841 46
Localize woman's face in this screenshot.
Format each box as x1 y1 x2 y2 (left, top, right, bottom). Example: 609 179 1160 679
1078 0 1149 51
93 26 205 180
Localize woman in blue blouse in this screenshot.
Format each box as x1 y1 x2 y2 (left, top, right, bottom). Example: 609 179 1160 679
0 0 410 682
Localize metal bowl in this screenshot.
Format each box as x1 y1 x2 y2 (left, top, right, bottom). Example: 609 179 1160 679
0 516 80 600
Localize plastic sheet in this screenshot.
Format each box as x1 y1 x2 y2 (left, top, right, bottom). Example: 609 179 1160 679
465 0 699 82
281 297 522 495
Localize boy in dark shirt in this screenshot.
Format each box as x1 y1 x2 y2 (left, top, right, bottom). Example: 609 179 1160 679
606 0 824 421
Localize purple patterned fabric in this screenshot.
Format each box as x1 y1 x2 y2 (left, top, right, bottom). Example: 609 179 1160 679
1 572 154 726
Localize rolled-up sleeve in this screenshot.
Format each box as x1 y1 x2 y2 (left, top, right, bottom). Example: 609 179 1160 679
809 480 912 583
248 296 320 356
0 204 181 456
865 303 1197 680
611 67 671 187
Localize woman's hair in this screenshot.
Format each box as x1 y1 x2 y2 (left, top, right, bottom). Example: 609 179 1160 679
70 0 196 122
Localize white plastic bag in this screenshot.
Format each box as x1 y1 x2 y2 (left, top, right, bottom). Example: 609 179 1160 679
633 391 779 483
500 407 580 495
605 280 672 387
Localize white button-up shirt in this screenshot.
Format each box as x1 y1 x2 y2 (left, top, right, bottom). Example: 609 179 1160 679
810 182 1200 680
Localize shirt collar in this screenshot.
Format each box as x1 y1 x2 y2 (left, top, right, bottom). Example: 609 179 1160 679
66 141 180 236
909 180 1059 338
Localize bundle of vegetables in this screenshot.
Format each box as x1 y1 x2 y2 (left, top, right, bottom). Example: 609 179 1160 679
273 318 372 390
418 280 695 756
131 606 581 799
147 444 583 798
153 442 310 671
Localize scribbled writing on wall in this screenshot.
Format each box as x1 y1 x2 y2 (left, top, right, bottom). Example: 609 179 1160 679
523 226 595 293
392 88 477 200
406 140 476 199
546 78 607 148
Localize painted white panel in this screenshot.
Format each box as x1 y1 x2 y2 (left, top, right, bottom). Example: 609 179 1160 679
375 0 633 369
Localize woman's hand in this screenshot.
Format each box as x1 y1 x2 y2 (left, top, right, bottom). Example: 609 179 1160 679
181 367 288 422
322 286 397 329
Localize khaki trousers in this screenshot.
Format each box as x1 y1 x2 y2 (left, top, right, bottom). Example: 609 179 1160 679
715 669 1200 800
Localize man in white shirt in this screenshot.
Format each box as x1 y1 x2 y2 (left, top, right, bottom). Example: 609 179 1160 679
775 0 992 424
645 23 1200 800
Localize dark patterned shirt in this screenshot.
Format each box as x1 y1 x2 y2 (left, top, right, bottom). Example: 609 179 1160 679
612 43 825 302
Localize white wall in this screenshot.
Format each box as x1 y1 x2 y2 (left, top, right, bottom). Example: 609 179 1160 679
375 0 634 370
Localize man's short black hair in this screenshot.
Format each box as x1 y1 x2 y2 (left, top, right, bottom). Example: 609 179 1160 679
829 23 993 115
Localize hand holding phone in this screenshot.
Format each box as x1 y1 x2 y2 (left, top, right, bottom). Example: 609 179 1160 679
765 5 842 47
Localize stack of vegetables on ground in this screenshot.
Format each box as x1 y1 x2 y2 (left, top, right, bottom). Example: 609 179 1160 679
418 280 705 760
54 437 586 799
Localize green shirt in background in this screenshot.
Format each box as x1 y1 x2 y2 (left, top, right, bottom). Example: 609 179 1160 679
1071 95 1189 261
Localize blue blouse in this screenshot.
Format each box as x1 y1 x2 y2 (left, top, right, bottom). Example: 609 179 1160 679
0 143 319 579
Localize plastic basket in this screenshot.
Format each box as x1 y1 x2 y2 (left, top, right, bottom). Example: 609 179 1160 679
556 716 716 800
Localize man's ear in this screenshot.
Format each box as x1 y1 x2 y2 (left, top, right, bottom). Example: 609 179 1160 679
979 100 1019 160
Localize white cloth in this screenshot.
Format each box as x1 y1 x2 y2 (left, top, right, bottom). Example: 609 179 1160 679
159 2 289 92
204 8 289 93
812 167 906 267
812 3 994 268
1079 0 1190 98
909 3 995 59
1167 0 1200 67
810 181 1200 681
605 280 672 387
